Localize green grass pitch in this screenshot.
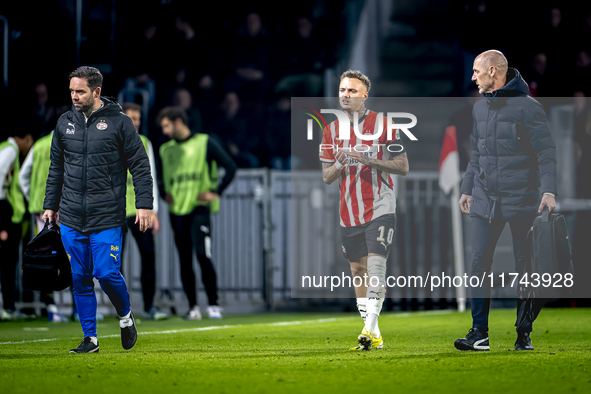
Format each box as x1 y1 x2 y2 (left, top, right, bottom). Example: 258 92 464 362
0 308 589 394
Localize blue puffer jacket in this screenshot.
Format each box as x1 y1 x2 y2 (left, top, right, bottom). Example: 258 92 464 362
460 68 557 223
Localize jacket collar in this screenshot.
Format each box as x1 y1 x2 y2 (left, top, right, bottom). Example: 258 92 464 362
485 68 529 98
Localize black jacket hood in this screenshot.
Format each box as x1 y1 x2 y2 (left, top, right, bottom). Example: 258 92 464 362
485 68 529 98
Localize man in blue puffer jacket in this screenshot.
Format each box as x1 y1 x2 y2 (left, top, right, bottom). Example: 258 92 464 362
454 50 557 352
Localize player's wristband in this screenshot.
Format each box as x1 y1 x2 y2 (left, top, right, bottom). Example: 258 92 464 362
334 160 344 170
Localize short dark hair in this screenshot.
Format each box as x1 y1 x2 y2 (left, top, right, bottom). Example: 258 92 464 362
12 122 35 139
122 102 142 113
69 66 103 91
340 69 371 92
157 106 188 126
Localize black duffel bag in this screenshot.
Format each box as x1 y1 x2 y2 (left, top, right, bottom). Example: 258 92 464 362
524 207 574 299
516 207 574 332
22 220 72 291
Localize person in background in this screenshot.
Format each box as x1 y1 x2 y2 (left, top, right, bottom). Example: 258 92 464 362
157 106 236 320
122 103 167 321
0 124 32 320
19 115 70 322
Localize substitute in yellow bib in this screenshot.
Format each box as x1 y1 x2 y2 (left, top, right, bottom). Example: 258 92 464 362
121 103 167 321
157 106 236 320
0 124 32 320
19 122 71 323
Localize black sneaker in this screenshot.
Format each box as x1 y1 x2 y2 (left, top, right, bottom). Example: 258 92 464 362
515 331 534 351
69 337 99 353
120 311 137 350
454 328 490 351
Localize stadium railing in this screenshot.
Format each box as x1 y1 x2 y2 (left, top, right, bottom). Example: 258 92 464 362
13 169 589 316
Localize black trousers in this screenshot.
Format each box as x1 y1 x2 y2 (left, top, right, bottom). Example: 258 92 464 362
0 204 21 312
469 216 532 331
170 206 218 307
122 216 156 312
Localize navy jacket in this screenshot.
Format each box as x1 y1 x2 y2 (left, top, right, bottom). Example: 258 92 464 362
460 68 557 223
44 97 153 233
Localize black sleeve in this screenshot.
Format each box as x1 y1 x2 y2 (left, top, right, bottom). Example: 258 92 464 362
207 137 237 196
44 117 65 212
460 115 480 196
525 102 557 196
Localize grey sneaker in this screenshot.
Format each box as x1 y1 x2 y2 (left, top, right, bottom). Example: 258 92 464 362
185 307 202 320
207 305 223 319
145 307 169 321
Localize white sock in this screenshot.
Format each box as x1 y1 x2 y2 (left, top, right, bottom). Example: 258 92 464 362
373 321 381 338
359 297 381 337
119 311 133 328
89 336 98 345
365 313 379 334
356 297 367 321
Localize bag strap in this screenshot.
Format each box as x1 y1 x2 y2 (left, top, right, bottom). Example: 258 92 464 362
525 227 533 274
541 207 550 223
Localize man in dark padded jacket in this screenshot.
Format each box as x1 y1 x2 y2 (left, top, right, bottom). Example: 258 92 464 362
43 66 153 353
454 50 557 353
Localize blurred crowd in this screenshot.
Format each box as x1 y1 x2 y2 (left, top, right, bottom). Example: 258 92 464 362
455 1 591 98
1 0 591 317
2 1 590 171
1 1 347 170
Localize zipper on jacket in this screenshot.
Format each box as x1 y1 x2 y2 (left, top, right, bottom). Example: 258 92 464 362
484 106 491 194
82 119 88 232
493 108 499 192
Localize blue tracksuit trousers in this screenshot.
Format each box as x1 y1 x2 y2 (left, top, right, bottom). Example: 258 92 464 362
61 224 131 338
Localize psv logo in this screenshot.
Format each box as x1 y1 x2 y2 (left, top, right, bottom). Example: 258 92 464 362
97 120 108 130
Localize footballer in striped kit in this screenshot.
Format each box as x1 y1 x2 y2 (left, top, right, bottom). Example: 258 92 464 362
320 70 409 350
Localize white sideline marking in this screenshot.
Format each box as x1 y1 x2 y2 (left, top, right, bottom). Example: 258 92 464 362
0 338 60 345
0 312 450 346
0 318 337 346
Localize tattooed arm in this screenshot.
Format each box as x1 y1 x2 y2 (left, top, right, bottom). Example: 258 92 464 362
346 151 409 176
322 150 348 185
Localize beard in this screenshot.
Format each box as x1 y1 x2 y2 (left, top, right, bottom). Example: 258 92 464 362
74 97 95 114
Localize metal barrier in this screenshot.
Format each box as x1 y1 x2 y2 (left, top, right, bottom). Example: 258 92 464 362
13 169 576 315
9 170 467 314
121 169 270 315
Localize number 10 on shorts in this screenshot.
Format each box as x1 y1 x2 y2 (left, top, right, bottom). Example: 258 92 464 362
377 225 394 246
